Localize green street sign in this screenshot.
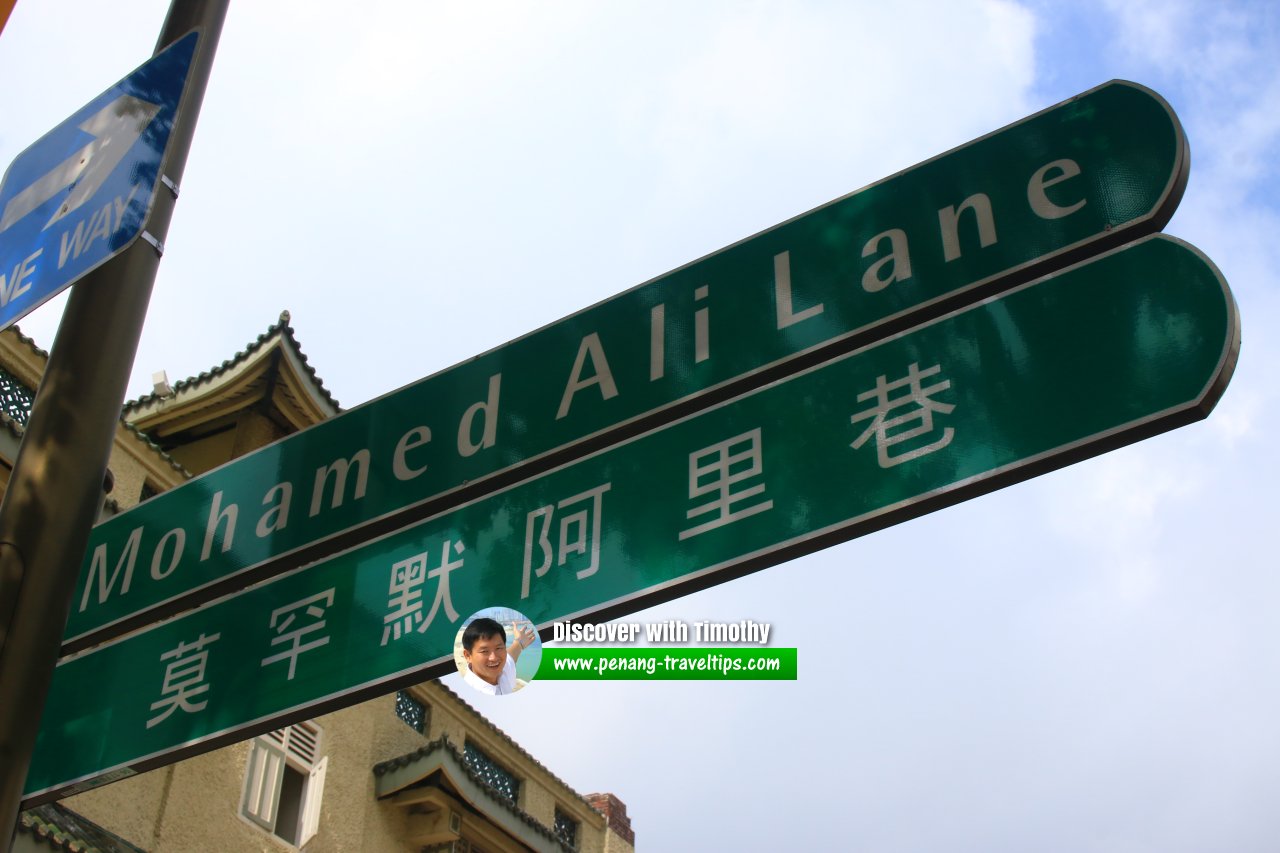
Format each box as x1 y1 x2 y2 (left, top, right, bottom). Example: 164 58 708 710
27 235 1236 803
65 80 1188 652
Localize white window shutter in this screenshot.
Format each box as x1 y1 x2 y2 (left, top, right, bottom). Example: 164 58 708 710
243 740 286 829
299 755 328 845
284 722 320 767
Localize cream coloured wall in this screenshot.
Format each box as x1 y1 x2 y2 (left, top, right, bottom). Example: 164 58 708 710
65 695 425 853
63 686 632 852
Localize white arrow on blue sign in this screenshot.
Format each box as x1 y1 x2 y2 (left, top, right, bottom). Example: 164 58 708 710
0 32 197 332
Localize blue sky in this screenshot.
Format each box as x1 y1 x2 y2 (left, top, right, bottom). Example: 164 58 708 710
2 1 1278 849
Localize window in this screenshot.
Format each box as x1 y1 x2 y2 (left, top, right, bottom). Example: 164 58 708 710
242 722 327 846
554 807 579 849
463 741 519 805
395 690 427 733
0 366 34 426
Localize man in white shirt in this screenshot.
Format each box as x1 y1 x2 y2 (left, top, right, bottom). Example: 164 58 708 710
460 617 536 696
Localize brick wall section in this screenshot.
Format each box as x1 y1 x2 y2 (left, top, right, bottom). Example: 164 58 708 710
584 793 634 845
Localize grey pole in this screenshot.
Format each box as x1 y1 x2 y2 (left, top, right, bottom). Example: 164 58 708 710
0 0 228 845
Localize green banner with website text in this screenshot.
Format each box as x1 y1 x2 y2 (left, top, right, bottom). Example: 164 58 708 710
537 648 798 680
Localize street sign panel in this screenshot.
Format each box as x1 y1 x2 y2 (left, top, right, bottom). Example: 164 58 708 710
0 33 198 331
27 235 1237 804
65 80 1189 652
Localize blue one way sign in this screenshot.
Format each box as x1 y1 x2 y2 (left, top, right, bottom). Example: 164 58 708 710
0 32 197 331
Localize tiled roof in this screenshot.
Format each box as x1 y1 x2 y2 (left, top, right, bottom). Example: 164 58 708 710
7 323 50 360
377 682 614 834
0 397 189 481
0 407 23 440
0 324 189 478
118 421 191 479
372 734 574 853
430 681 606 818
122 310 341 413
16 802 147 852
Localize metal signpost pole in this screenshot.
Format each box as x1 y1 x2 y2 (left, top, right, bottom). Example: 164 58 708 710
0 0 228 844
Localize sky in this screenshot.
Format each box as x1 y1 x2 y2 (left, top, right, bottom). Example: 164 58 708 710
2 1 1279 850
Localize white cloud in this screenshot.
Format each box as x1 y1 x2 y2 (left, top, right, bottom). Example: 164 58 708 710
1100 0 1280 200
636 0 1039 208
1101 0 1196 70
0 0 1048 404
1044 441 1201 601
1208 385 1259 446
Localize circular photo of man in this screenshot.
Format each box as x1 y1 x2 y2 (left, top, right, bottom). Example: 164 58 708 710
454 607 541 696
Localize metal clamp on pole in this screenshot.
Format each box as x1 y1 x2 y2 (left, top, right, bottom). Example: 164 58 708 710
141 231 165 256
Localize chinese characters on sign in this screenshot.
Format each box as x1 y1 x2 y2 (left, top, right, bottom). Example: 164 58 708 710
147 633 220 729
680 428 774 540
851 363 955 467
32 235 1234 805
380 539 466 646
142 362 956 734
522 484 611 599
261 590 335 680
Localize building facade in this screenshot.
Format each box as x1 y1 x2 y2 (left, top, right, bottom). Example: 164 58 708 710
5 315 634 853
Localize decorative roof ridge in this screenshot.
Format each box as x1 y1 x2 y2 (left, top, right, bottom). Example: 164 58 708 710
17 802 146 852
427 681 607 818
4 322 51 361
122 310 341 412
0 408 190 479
372 734 573 852
17 810 95 852
372 731 450 776
118 420 192 479
0 407 24 440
